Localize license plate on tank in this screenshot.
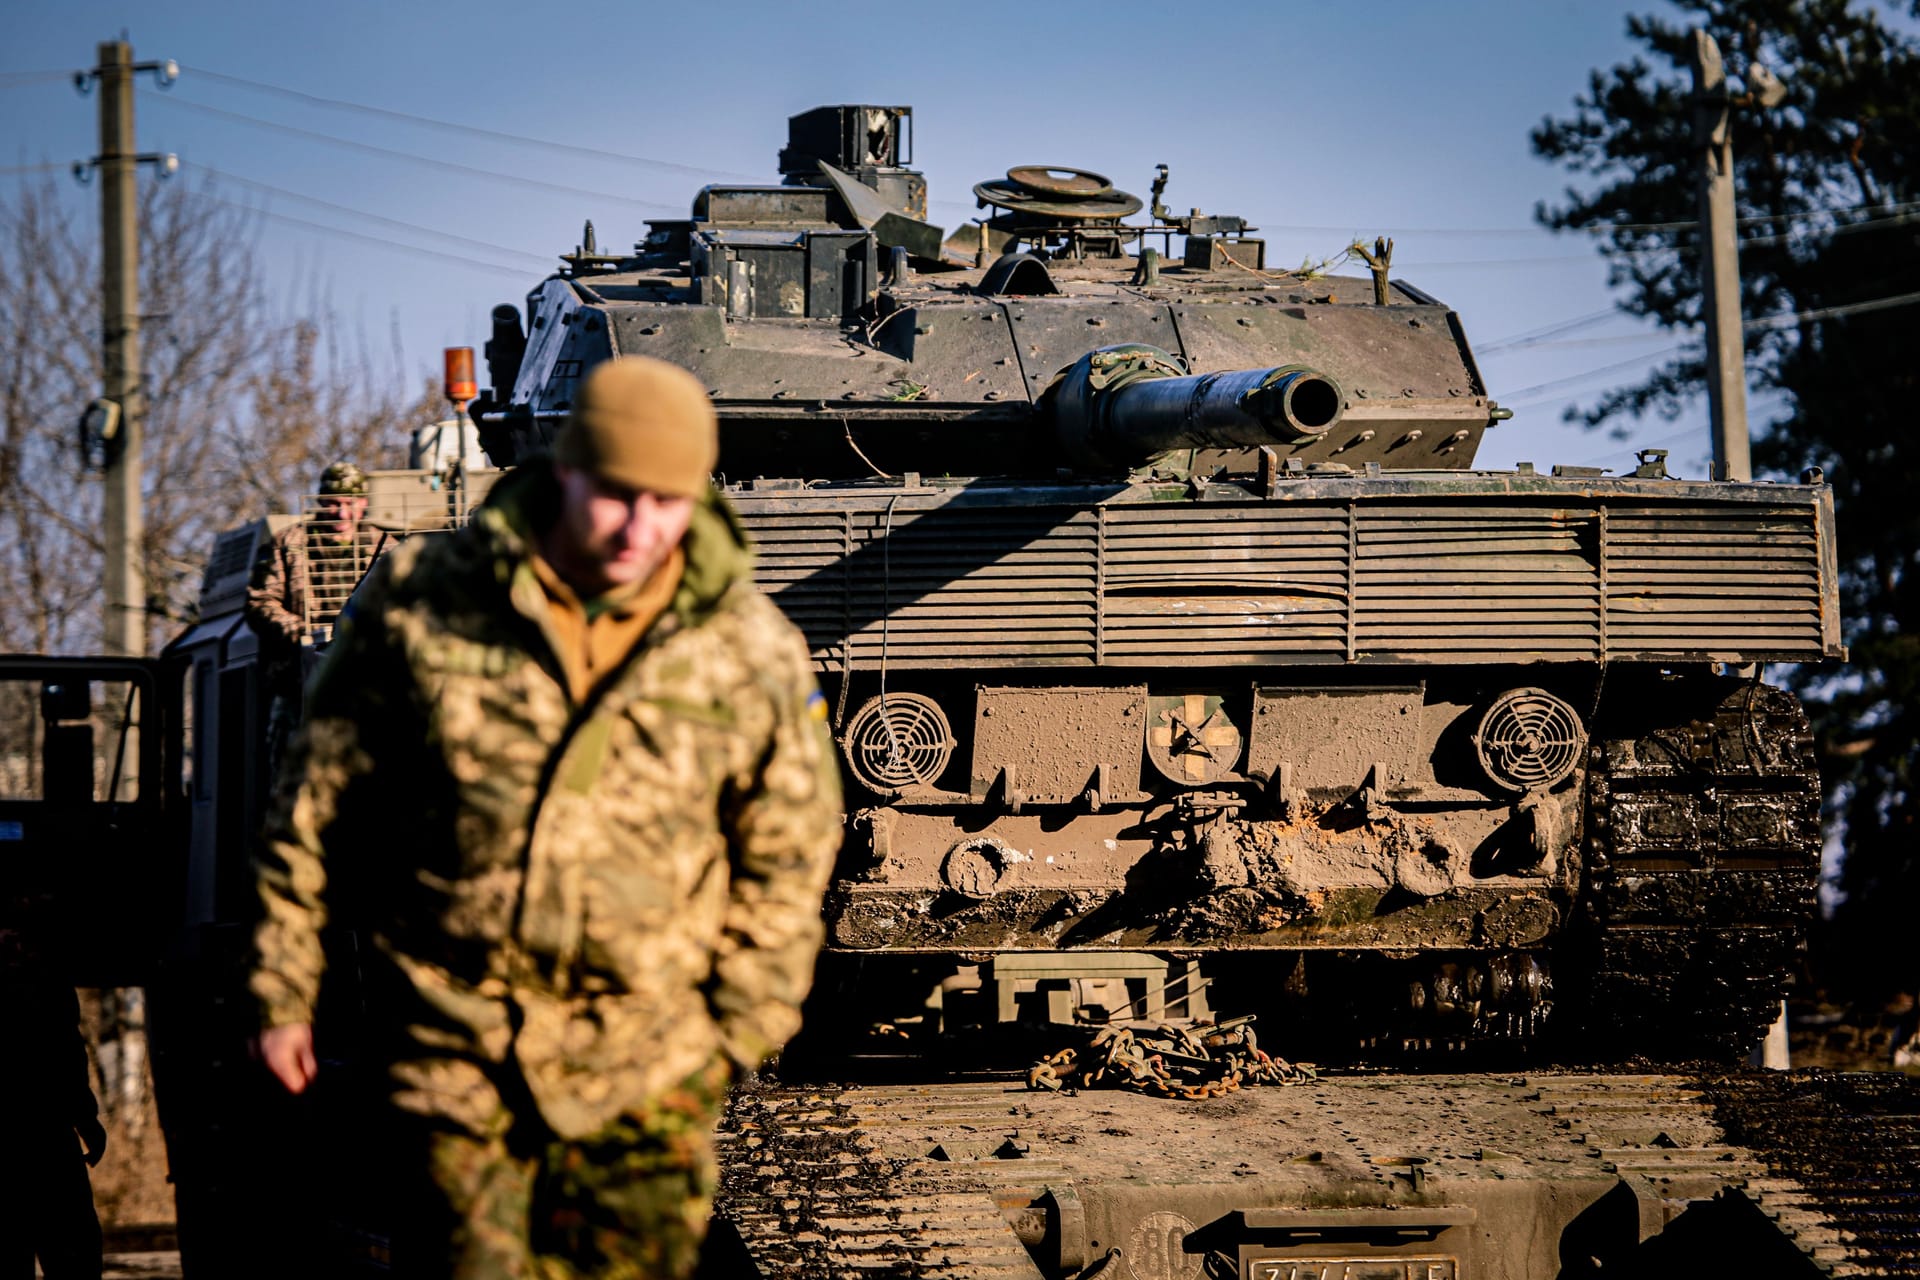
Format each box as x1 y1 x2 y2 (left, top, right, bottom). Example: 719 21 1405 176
1245 1259 1455 1280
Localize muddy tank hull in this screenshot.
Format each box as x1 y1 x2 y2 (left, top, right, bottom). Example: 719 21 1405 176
732 472 1835 1060
463 100 1841 1062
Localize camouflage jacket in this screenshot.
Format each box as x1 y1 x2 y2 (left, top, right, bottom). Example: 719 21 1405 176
246 521 384 686
249 460 843 1140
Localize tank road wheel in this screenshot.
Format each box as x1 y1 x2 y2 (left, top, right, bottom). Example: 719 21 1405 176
1575 678 1821 1061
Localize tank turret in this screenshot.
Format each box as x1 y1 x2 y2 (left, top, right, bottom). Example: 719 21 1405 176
474 105 1505 484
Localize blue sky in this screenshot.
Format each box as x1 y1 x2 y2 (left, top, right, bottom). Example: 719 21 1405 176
4 0 1785 476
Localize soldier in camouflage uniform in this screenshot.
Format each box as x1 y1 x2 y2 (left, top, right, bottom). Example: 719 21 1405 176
249 358 843 1279
245 462 383 782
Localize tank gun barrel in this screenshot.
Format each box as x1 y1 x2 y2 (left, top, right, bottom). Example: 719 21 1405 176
1053 344 1345 470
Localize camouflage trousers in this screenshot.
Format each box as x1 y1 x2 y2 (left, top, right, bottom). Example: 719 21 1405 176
389 1058 730 1280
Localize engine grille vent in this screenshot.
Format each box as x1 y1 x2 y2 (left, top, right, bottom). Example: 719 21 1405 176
735 492 1834 670
1474 687 1586 791
843 693 954 791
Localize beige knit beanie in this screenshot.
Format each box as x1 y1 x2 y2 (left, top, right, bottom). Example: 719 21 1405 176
554 357 718 497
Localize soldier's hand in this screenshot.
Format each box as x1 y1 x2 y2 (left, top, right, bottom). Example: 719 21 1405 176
76 1115 107 1167
256 1022 319 1094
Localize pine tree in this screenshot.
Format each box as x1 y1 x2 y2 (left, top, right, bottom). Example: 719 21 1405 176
1534 0 1920 995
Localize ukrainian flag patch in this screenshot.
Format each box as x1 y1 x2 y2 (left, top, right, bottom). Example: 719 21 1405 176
807 690 829 721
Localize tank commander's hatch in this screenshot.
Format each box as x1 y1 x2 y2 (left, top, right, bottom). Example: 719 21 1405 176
977 253 1060 297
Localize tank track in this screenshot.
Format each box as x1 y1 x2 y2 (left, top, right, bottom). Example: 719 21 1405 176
710 1082 1049 1279
1699 1069 1920 1275
1579 678 1821 1060
713 1069 1920 1278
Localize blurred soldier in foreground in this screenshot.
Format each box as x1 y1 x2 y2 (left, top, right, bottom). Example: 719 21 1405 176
245 461 382 781
248 358 843 1279
0 904 106 1280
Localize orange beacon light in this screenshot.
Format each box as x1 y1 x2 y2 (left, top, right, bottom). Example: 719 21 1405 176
444 347 478 406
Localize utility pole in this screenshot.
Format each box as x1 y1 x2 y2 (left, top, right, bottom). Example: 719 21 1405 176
75 39 176 1134
1692 28 1794 1070
79 41 175 657
1689 28 1752 484
97 40 143 658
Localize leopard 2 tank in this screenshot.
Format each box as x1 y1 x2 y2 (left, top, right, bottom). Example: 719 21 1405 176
472 103 1841 1064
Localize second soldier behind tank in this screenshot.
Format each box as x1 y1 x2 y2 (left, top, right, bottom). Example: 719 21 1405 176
244 461 382 781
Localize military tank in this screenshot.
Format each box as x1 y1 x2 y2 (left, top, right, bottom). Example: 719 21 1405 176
461 103 1838 1064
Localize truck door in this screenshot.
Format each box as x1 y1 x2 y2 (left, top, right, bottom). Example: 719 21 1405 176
0 655 185 985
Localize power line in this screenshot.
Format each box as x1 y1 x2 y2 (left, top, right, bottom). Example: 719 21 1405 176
1400 253 1644 269
1735 207 1920 250
1752 287 1920 327
1407 212 1917 268
1266 196 1920 240
1263 223 1556 240
190 192 537 279
1479 307 1620 349
1489 286 1920 409
1371 208 1920 270
177 64 759 183
146 92 685 213
1481 331 1681 355
1604 195 1920 233
174 65 1006 223
1570 425 1710 470
1488 286 1920 360
1497 347 1687 402
184 162 554 268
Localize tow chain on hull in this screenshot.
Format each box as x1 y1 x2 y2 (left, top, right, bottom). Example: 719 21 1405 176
1027 1018 1314 1098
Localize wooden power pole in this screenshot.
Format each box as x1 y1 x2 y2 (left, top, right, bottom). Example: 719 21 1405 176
1689 29 1753 484
1693 28 1795 1070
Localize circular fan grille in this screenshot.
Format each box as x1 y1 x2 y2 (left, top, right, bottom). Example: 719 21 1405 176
844 693 954 791
1474 688 1586 792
